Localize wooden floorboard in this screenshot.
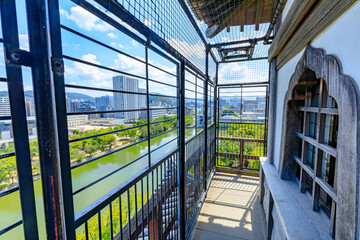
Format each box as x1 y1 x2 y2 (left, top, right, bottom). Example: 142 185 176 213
191 172 265 240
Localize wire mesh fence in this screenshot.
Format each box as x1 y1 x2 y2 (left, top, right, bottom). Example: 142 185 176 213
113 0 207 73
217 59 269 85
216 85 268 172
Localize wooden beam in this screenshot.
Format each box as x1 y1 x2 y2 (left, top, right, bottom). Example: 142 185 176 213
255 0 261 31
268 0 316 60
268 0 356 69
276 0 356 69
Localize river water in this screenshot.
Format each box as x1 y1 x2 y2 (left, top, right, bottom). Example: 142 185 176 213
0 130 181 239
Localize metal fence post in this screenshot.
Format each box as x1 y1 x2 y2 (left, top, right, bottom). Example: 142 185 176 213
214 63 219 168
0 0 39 238
203 48 209 190
47 0 76 238
178 60 186 239
25 0 66 238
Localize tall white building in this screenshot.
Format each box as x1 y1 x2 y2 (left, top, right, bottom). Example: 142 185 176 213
0 97 10 116
25 97 36 117
113 75 139 121
138 87 147 110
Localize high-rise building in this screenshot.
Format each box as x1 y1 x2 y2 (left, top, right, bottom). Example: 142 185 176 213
69 100 82 113
113 75 139 121
138 88 147 110
95 95 112 117
0 97 10 116
25 97 36 117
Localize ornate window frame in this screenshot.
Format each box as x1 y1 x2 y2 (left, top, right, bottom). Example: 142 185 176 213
278 45 360 239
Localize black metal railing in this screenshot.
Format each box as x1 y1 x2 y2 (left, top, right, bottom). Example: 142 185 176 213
216 122 267 172
75 148 179 240
73 123 216 240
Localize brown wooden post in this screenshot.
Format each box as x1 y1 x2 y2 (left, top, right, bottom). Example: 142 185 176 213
239 139 244 170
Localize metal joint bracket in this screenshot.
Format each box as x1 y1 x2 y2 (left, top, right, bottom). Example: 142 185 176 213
51 57 65 73
145 38 151 47
5 46 32 67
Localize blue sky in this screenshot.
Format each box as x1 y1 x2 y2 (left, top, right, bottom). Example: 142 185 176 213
0 0 268 98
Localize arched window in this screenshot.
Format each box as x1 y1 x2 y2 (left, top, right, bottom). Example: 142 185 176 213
290 72 338 221
278 46 360 239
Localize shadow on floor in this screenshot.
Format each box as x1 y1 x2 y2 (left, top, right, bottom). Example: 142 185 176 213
191 172 265 240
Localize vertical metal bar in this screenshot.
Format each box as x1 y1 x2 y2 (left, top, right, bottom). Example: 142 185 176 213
127 190 132 239
47 0 76 238
159 165 163 240
145 42 152 167
195 74 198 134
85 221 89 240
215 84 220 167
156 167 161 240
178 60 186 240
0 1 39 239
203 48 209 190
152 171 155 240
264 85 269 155
98 211 102 239
135 184 138 239
25 0 65 238
109 203 114 240
147 175 150 239
119 196 123 240
141 179 145 239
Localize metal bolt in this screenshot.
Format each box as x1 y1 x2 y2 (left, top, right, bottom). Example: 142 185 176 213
11 52 20 61
55 61 63 69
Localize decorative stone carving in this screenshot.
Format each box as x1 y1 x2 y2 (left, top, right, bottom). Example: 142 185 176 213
278 45 360 239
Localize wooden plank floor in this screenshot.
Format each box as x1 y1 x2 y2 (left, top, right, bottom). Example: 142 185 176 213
191 172 265 240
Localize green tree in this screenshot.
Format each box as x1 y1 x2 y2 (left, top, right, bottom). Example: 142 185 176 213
84 142 97 157
106 134 116 149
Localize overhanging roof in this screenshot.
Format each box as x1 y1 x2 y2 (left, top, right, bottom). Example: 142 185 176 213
187 0 277 38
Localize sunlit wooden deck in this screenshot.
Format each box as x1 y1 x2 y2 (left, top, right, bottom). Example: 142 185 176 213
191 172 265 240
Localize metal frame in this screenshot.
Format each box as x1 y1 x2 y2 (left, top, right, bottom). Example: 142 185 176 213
0 0 39 238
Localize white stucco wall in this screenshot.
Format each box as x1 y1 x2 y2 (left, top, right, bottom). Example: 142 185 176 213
272 1 360 169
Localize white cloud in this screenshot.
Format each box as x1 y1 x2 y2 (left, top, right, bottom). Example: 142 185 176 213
167 39 205 60
144 19 152 26
61 6 114 32
113 54 145 76
221 37 230 42
65 54 113 93
110 42 117 47
107 32 116 38
130 40 139 47
23 83 33 91
81 53 101 65
118 44 124 49
19 34 29 51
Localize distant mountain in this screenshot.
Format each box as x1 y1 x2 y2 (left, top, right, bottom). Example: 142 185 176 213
0 90 94 101
66 92 94 101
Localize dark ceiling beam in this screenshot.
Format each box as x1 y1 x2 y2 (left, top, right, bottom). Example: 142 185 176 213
255 0 261 31
264 0 286 44
219 56 268 64
209 36 273 48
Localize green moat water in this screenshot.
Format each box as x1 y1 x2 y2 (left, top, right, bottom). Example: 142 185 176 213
0 130 182 239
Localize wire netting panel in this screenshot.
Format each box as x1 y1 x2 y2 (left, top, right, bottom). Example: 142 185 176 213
116 0 206 73
208 54 217 83
218 85 267 122
217 59 269 85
